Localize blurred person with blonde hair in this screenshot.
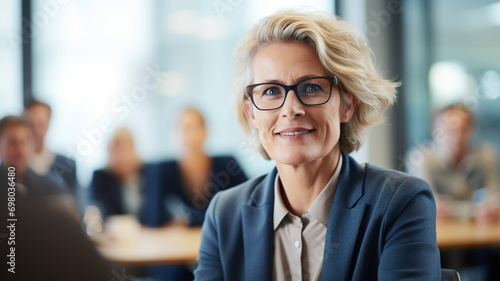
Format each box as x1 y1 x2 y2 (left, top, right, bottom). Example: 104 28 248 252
89 127 146 221
143 108 248 281
151 107 248 227
194 10 440 280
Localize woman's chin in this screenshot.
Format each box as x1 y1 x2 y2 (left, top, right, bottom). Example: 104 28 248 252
271 150 316 166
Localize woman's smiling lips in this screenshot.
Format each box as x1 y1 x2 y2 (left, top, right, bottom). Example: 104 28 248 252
275 127 315 140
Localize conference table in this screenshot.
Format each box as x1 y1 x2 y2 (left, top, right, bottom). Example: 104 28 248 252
94 220 500 265
94 225 202 266
436 219 500 250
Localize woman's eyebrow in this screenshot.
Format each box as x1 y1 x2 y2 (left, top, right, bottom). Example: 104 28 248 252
257 75 324 84
257 79 282 84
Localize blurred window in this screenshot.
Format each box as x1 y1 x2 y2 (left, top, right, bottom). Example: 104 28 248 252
31 0 334 187
0 0 22 115
403 0 500 156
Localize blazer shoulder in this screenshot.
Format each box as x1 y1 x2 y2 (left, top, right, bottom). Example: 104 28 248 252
146 160 178 177
212 155 237 162
209 174 267 216
54 154 76 165
364 165 433 206
211 155 242 168
25 169 62 196
365 164 431 193
90 169 120 187
92 168 111 178
156 159 177 167
364 164 435 218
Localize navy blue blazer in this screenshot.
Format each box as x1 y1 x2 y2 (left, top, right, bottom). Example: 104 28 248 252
145 156 248 227
0 165 62 199
194 151 441 280
0 166 112 281
89 166 152 222
46 154 79 195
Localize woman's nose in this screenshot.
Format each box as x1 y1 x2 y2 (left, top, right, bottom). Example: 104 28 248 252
280 90 305 119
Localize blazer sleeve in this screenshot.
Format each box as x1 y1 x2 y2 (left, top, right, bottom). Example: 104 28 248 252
88 170 115 219
194 193 224 281
140 163 172 227
228 157 248 186
88 170 101 204
378 177 441 280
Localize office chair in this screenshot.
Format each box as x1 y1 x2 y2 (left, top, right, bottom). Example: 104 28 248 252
441 268 461 281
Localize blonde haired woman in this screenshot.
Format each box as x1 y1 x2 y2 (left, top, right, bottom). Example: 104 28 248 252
89 128 144 220
194 11 440 280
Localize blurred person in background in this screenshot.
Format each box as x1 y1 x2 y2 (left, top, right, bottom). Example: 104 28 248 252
0 115 61 200
151 107 248 227
0 178 114 281
89 127 148 222
0 116 110 280
145 108 247 281
89 127 169 280
406 104 500 281
24 101 79 197
406 104 500 220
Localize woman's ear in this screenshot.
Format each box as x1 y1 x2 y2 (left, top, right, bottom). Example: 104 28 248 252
341 92 357 123
244 99 258 128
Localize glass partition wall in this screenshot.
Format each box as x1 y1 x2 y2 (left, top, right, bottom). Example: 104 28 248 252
402 0 500 161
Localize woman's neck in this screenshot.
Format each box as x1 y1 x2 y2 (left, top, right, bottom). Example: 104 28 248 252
180 149 209 165
113 162 140 182
276 149 341 216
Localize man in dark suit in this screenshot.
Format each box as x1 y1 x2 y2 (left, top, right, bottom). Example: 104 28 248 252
0 115 114 281
24 101 79 196
0 115 61 199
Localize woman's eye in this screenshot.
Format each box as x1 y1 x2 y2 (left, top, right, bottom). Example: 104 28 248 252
264 87 280 96
304 84 321 92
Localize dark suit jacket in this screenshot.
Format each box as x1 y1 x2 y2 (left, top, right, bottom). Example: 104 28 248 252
194 151 441 280
46 154 78 195
144 156 248 227
0 165 99 280
0 165 61 199
89 166 151 222
0 165 111 281
1 191 113 281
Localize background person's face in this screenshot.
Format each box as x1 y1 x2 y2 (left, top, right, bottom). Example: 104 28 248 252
245 42 353 166
109 130 136 164
178 110 207 152
25 104 51 143
0 126 32 172
433 108 472 157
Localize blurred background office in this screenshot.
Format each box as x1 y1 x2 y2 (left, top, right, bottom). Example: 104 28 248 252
2 0 499 189
1 0 500 280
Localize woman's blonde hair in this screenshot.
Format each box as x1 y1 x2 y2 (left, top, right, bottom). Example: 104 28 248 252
233 10 399 159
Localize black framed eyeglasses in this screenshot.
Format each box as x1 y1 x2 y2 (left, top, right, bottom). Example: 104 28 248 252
245 76 338 111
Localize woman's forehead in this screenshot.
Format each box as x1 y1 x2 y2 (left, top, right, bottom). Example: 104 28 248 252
252 42 327 83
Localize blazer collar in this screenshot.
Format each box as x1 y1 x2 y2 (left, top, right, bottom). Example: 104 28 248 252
248 167 277 207
241 152 366 281
332 151 365 209
322 151 367 281
242 168 276 281
248 151 364 209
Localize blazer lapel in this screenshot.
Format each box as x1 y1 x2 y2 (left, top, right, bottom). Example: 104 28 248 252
322 151 366 281
241 168 276 281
